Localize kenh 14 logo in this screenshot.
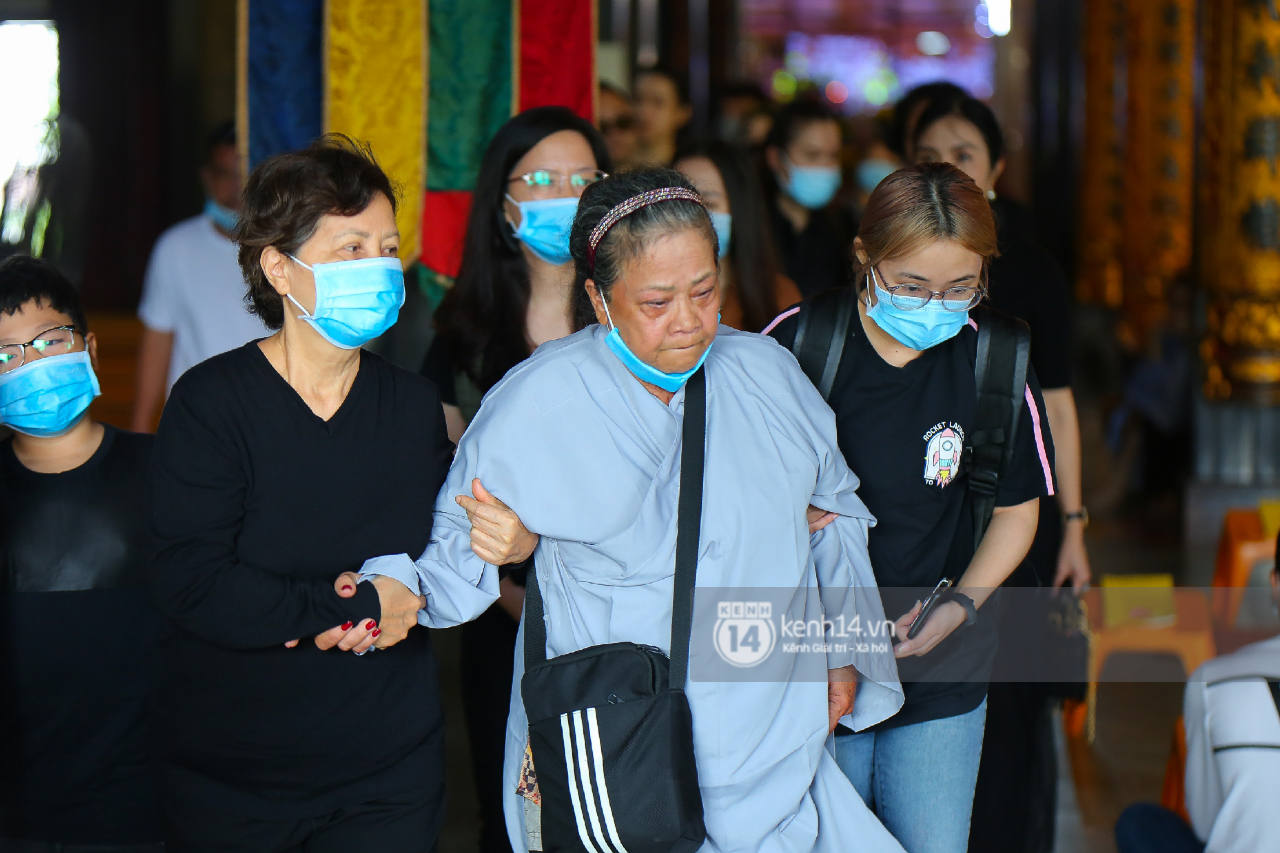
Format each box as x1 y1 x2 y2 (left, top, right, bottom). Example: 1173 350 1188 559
712 601 777 667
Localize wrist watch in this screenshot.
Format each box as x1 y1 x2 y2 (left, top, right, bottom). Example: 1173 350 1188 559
946 591 978 627
1063 506 1090 529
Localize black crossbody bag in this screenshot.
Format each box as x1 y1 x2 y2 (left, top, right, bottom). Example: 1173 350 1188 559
521 368 707 853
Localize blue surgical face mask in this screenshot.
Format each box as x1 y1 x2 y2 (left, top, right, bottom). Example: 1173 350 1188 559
287 255 406 349
204 198 239 233
0 350 101 437
709 211 732 258
599 297 713 393
856 159 898 194
782 159 842 209
506 195 578 265
864 267 970 351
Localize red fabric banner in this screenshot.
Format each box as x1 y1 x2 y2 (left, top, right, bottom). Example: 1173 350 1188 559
518 0 595 120
420 189 473 278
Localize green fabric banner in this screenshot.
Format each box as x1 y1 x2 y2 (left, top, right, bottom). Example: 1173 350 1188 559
427 0 512 191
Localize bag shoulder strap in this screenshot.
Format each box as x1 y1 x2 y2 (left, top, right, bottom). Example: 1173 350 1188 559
669 367 706 688
968 306 1031 552
791 287 856 402
524 368 707 686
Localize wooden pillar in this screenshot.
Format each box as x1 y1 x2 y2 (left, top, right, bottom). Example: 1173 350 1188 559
1120 0 1195 344
1077 0 1126 309
1201 0 1280 402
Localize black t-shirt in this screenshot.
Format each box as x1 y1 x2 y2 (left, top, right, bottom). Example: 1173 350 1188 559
420 335 460 407
986 199 1073 390
769 307 1057 728
768 201 857 298
0 426 162 844
148 343 454 819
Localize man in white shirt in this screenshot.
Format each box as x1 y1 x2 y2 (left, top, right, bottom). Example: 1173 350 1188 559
130 122 266 431
1116 535 1280 853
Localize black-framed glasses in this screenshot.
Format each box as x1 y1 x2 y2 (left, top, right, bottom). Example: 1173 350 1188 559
873 267 985 312
508 169 608 196
0 325 80 375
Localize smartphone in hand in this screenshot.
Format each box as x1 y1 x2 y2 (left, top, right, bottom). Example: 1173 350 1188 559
906 578 954 641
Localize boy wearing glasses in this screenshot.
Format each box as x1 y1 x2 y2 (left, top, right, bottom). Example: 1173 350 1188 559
0 255 162 853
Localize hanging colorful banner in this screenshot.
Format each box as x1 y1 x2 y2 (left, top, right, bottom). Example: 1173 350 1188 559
421 0 596 279
238 0 596 280
420 0 514 278
325 0 427 265
237 0 324 172
518 0 596 116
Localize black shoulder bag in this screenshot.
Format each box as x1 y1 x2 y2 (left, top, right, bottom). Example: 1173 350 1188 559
520 369 707 853
789 287 1028 545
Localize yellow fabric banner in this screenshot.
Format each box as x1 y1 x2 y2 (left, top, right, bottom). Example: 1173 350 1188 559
324 0 427 265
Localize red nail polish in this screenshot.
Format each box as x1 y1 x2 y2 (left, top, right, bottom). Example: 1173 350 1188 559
341 621 353 631
372 628 381 638
366 620 376 630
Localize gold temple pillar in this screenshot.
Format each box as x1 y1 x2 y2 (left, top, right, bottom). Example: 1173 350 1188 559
1078 0 1126 309
1121 0 1195 346
1201 0 1280 403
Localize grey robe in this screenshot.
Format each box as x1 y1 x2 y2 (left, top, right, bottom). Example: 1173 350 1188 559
363 325 906 853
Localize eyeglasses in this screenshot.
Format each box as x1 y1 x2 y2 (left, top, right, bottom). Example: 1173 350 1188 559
873 267 984 312
508 169 608 198
0 325 81 375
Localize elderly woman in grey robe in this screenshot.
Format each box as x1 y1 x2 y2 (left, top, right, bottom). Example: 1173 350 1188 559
362 167 905 853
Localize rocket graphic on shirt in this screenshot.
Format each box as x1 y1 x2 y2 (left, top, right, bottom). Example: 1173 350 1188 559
923 422 965 487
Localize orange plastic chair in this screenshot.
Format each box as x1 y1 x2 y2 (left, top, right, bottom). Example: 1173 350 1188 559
1212 509 1277 627
1160 716 1191 823
1067 589 1215 742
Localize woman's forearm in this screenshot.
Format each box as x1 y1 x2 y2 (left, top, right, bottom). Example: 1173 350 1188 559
956 497 1039 608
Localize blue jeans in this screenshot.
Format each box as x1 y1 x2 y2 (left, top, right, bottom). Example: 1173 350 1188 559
1114 803 1204 853
834 698 987 853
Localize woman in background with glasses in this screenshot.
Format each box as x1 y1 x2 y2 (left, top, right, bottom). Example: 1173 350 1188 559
766 162 1056 853
418 105 609 853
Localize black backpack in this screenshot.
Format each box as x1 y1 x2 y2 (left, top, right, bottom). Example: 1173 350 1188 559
520 369 707 853
785 287 1030 550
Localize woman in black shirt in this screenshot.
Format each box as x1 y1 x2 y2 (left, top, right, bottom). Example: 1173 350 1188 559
767 163 1054 853
763 100 857 297
419 106 609 853
148 136 525 852
914 94 1088 853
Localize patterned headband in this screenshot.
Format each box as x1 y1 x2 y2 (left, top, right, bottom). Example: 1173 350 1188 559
587 187 705 270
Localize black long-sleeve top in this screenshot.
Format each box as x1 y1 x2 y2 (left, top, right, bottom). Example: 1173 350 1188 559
147 342 453 820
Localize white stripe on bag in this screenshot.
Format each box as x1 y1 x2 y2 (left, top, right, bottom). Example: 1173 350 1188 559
560 713 603 853
573 710 616 853
586 707 631 853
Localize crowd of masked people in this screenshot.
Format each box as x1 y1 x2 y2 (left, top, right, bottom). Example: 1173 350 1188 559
1 74 1275 853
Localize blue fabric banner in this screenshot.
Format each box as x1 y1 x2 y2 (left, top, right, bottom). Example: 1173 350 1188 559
246 0 323 169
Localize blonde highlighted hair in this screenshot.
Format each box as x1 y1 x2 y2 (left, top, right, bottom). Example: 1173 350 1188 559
853 162 998 292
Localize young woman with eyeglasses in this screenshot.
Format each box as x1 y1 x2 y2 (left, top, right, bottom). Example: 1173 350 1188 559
766 162 1056 853
418 105 609 853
